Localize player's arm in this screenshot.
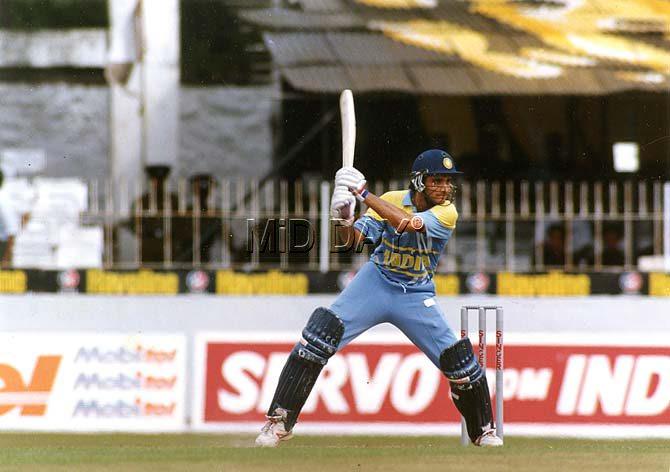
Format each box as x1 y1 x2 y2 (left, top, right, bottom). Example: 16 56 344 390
338 167 457 238
357 191 457 239
360 191 423 233
334 223 366 248
336 167 424 233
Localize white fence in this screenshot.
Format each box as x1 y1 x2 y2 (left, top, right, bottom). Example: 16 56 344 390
3 177 670 272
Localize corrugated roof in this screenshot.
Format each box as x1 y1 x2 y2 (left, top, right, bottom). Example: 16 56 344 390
551 69 606 95
428 3 512 33
346 65 415 91
294 0 347 12
278 64 415 92
471 67 607 95
326 32 457 64
410 65 481 95
240 9 364 30
473 68 547 95
483 33 525 55
264 33 337 66
281 65 350 92
594 69 668 93
267 33 670 94
243 0 670 95
593 68 635 93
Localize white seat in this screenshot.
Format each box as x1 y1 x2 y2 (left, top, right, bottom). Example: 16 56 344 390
33 178 88 212
55 226 103 269
0 178 35 216
6 177 104 269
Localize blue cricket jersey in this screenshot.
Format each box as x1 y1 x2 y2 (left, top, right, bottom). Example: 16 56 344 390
353 190 458 286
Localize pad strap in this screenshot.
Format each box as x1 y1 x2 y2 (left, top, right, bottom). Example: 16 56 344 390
440 338 484 384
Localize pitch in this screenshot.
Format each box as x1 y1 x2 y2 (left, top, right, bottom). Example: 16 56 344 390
0 434 667 471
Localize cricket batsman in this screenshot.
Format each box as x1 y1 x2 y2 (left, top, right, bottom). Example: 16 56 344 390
255 149 502 448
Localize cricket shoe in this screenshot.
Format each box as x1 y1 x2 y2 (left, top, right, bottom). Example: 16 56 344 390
474 430 503 447
254 409 293 448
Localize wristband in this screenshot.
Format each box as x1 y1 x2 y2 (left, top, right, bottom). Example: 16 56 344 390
355 188 369 202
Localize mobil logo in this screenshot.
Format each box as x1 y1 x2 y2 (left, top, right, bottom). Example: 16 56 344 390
0 356 61 416
74 372 177 390
74 373 141 390
75 345 176 364
74 399 141 418
73 399 176 418
202 341 456 423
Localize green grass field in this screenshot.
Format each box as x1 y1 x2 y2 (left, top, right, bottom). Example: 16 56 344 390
0 434 667 472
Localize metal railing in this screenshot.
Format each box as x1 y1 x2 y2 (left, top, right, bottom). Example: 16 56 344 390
75 177 670 273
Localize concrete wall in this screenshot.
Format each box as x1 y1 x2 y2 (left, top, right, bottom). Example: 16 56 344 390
0 84 273 179
2 294 667 334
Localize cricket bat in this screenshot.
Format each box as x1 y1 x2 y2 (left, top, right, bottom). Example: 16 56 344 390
340 89 356 168
337 89 356 219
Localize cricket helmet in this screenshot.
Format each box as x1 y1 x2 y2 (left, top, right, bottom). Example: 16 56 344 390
410 149 462 193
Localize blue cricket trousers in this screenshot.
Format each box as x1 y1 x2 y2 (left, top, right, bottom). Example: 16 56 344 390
330 261 458 368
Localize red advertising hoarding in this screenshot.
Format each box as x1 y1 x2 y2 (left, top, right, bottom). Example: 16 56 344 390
193 333 670 437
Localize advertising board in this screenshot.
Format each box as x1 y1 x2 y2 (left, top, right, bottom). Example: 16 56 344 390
193 333 669 437
0 333 186 431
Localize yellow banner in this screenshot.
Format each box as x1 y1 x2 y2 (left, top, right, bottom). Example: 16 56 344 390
0 270 27 293
216 270 308 295
434 275 460 295
86 270 179 295
649 273 670 296
497 272 590 296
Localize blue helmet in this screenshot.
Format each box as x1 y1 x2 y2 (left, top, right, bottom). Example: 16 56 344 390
410 149 462 193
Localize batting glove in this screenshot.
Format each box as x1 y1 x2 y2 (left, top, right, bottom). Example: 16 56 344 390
330 185 356 226
335 166 366 190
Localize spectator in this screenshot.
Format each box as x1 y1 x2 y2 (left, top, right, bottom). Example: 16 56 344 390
539 223 565 267
186 173 222 264
574 223 625 267
128 165 191 266
602 223 625 266
0 171 18 268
